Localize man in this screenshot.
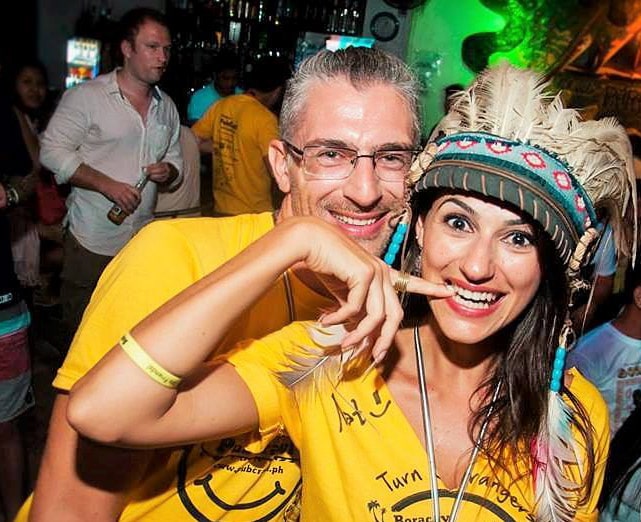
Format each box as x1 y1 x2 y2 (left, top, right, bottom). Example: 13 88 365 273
192 56 290 216
40 8 182 339
569 263 641 436
21 47 420 521
187 52 240 124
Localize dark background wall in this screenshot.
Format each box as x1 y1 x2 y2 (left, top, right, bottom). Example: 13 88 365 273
1 1 38 73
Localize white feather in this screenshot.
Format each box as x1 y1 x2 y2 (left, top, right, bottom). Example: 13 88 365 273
534 391 586 521
278 323 361 391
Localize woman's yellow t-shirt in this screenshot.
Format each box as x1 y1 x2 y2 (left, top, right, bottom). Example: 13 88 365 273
229 322 609 522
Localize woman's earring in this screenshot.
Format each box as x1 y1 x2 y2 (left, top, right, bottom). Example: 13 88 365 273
383 212 410 266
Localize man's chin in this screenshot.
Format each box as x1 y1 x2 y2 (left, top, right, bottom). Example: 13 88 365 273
352 236 388 259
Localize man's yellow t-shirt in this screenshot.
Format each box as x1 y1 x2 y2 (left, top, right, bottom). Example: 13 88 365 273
17 213 332 522
229 322 610 521
192 94 278 216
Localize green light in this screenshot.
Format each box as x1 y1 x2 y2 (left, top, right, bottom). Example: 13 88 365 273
406 0 506 135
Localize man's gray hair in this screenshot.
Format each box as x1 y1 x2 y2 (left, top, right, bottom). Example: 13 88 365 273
280 47 422 145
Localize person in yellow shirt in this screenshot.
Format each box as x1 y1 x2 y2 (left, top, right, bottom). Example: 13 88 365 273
21 46 422 522
67 65 637 521
192 57 290 216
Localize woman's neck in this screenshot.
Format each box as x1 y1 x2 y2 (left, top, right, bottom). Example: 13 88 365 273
391 317 499 391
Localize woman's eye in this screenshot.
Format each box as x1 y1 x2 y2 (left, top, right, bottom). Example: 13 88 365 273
445 215 471 232
506 231 533 248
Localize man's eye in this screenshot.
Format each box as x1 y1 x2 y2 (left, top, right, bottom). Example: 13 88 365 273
320 149 341 158
315 148 350 162
377 152 409 167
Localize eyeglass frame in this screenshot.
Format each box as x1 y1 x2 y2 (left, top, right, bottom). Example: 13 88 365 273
282 140 420 181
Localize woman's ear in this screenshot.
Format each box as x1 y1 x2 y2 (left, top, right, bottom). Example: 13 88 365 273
268 140 291 193
414 213 426 249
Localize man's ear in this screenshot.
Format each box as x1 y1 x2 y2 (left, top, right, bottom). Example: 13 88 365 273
121 39 133 60
269 139 291 193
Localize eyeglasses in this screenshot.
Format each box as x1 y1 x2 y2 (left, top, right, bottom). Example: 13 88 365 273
283 140 419 181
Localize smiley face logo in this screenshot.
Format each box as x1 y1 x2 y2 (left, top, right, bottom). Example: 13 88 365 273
176 435 302 521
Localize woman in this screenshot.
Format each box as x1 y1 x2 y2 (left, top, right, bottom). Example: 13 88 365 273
67 65 635 520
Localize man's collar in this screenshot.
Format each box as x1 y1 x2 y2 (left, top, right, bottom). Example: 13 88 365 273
108 68 162 102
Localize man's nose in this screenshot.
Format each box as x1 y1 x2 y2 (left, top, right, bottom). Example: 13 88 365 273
341 155 383 208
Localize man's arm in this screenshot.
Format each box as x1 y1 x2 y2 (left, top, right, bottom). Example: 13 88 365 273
29 394 153 522
40 87 142 215
191 106 216 155
69 163 141 215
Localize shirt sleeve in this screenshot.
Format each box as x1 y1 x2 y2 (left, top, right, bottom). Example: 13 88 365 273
54 221 205 390
161 101 183 190
226 322 313 448
190 104 216 140
40 86 89 184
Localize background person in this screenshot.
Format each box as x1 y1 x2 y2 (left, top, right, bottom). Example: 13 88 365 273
66 64 635 521
0 96 36 522
40 8 182 342
154 126 201 219
192 56 290 216
187 51 240 124
20 47 422 522
6 58 67 307
569 262 641 435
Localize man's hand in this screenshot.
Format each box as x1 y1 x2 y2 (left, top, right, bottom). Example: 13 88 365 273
0 184 7 209
277 217 455 363
145 162 178 185
102 178 141 215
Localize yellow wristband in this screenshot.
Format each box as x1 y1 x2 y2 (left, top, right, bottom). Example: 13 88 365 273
120 332 181 389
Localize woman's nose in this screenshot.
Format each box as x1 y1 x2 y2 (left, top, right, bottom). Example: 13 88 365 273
459 237 496 283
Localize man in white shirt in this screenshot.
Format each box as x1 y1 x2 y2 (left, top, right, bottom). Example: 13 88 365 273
569 263 641 435
40 7 182 339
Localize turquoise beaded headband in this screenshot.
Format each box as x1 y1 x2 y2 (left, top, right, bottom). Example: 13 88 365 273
414 132 598 265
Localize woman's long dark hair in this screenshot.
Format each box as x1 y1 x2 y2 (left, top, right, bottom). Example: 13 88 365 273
403 190 597 509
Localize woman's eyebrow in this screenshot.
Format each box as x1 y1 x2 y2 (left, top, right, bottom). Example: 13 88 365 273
437 197 475 215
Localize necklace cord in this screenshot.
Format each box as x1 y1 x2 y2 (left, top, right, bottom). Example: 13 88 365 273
413 325 502 522
413 325 440 522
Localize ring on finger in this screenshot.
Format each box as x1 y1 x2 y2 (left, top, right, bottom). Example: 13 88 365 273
393 271 410 294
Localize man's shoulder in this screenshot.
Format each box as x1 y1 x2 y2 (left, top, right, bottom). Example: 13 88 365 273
138 213 275 255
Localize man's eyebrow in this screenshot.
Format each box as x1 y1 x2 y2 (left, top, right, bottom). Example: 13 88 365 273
302 139 414 150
